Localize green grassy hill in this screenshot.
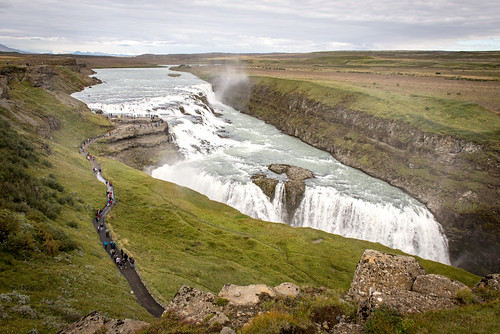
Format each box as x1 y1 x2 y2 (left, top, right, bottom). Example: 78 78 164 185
0 54 498 333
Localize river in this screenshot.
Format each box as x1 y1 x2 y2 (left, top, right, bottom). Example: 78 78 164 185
72 67 450 264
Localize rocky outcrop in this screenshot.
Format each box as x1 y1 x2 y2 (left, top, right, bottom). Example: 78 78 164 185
332 323 365 334
97 117 179 172
348 249 426 305
165 283 301 331
252 164 314 220
55 310 149 334
412 274 470 298
348 250 471 321
251 174 279 200
474 273 500 291
219 282 301 306
165 285 230 327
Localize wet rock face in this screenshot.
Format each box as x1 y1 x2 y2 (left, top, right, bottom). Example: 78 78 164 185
348 250 471 321
251 174 279 200
251 164 314 221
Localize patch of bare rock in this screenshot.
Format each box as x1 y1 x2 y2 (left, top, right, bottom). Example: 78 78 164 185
55 310 149 334
165 282 302 331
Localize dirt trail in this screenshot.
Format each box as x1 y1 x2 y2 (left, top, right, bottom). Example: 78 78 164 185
80 140 164 318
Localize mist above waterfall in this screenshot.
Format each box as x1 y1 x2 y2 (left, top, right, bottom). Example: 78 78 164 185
211 64 252 112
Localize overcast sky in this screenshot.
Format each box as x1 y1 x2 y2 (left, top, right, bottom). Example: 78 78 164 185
1 0 499 54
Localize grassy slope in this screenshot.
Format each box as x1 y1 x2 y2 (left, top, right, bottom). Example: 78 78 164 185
92 155 479 305
0 74 153 333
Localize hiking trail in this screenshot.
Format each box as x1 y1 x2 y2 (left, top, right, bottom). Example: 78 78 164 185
80 139 164 318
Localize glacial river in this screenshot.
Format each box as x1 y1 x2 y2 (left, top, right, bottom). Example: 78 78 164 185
72 67 450 264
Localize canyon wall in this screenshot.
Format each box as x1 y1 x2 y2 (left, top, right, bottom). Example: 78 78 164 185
213 77 499 275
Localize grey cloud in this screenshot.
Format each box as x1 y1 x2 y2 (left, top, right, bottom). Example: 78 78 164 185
0 0 498 53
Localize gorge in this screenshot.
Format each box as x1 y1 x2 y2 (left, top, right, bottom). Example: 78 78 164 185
73 67 450 265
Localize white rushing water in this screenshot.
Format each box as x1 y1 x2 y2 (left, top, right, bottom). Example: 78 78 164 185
72 67 450 264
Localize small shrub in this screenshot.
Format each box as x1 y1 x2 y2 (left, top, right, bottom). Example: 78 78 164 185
365 306 414 334
455 288 478 305
66 221 78 229
11 304 37 318
242 310 312 334
143 311 207 333
214 297 229 307
41 159 52 167
473 286 500 302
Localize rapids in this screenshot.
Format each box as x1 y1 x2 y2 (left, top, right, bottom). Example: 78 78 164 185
72 67 450 264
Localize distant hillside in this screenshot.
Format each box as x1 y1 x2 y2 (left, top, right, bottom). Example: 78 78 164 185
0 43 24 53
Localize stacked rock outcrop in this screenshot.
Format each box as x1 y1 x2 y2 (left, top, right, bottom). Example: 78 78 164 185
348 249 471 322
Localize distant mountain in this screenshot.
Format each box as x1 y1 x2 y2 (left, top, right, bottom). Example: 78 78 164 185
71 51 132 57
0 43 24 53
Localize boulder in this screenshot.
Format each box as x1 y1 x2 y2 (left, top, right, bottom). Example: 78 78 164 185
218 283 301 306
413 274 471 298
165 285 229 326
357 289 457 322
55 310 149 334
218 284 276 306
348 250 474 322
475 274 500 291
268 163 314 180
220 327 236 334
264 164 315 219
348 249 425 304
273 282 301 298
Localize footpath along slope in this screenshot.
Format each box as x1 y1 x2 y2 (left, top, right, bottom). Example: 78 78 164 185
80 140 164 318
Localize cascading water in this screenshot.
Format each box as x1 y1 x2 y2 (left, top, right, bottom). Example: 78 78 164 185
72 67 450 264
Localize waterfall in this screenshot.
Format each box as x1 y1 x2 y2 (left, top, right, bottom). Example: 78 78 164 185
292 186 449 264
72 67 450 265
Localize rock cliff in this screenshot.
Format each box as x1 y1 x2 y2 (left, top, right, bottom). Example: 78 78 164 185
95 117 179 172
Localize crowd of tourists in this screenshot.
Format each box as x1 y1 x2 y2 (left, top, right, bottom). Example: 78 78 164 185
80 139 135 272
